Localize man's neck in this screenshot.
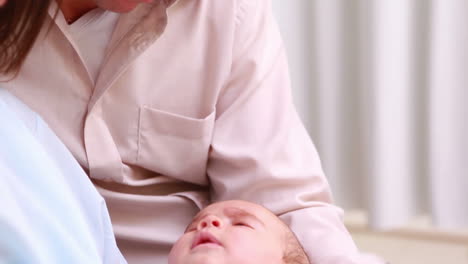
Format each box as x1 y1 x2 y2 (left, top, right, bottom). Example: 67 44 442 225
58 0 97 24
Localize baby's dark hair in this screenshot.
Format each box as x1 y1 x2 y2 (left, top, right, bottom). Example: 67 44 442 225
281 223 310 264
252 202 310 264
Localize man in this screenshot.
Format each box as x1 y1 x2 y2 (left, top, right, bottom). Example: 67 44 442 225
2 0 370 263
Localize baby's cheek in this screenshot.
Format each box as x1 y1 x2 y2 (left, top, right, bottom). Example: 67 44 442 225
168 235 191 264
226 233 272 264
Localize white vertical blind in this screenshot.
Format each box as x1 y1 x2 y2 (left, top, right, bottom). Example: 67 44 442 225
429 0 468 228
273 0 468 230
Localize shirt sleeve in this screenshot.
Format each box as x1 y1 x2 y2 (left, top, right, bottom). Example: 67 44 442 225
206 0 364 263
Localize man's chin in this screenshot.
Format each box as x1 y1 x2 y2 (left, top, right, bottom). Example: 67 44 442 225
107 5 138 13
99 2 140 13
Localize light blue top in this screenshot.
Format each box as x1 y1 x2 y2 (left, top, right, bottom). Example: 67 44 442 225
0 89 126 264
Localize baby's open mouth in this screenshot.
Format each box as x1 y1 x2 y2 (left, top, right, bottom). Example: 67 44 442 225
191 231 223 249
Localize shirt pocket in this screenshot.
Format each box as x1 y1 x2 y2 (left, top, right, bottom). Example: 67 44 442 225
137 105 215 185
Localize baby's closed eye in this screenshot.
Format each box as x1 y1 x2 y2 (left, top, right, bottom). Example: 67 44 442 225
232 220 254 229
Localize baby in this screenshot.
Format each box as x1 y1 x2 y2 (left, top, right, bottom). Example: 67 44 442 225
169 200 310 264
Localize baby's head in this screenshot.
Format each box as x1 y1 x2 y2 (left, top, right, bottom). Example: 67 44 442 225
168 200 310 264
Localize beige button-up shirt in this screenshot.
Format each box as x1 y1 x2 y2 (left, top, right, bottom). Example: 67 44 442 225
4 0 360 263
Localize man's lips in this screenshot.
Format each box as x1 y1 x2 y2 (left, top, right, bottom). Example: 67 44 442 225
191 231 223 250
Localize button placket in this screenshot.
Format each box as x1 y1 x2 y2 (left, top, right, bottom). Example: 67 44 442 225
84 107 123 182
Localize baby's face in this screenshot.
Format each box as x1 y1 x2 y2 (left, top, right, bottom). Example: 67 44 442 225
168 200 286 264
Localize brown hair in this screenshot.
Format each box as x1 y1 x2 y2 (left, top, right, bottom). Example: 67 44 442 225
282 228 310 264
283 225 310 264
0 0 52 75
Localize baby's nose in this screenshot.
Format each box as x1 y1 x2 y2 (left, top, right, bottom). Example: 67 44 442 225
197 215 223 230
